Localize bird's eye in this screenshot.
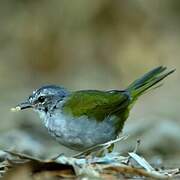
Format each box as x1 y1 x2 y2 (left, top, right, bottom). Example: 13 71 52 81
38 96 45 103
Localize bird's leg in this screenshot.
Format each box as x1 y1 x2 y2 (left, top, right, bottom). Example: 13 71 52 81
107 143 114 153
95 143 115 157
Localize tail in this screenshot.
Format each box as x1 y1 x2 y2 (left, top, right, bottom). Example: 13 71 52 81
126 66 175 103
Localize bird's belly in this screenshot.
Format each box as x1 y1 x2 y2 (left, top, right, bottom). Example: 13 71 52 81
44 113 117 151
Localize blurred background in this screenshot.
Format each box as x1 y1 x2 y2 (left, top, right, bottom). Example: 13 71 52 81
0 0 179 167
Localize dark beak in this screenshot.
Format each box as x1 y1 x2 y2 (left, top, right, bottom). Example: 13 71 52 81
11 101 32 112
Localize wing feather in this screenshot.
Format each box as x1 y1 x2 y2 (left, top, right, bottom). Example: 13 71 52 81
63 90 129 121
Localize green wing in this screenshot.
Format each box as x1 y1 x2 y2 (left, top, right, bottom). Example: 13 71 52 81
63 90 130 122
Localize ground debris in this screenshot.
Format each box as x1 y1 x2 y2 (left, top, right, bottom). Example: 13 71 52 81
0 149 179 180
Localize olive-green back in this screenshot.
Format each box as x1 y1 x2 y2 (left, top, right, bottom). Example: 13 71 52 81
63 90 130 124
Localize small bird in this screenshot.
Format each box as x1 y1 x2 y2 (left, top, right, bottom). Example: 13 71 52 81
12 66 174 151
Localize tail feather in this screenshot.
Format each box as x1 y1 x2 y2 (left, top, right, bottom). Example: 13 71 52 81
126 66 175 102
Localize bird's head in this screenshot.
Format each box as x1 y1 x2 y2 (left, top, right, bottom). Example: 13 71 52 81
12 85 69 113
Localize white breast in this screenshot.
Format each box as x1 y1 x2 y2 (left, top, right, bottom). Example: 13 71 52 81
37 110 117 150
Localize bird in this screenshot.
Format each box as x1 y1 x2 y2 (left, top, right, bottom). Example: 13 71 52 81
12 66 175 151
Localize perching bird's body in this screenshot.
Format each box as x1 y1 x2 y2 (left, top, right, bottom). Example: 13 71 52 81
12 67 174 151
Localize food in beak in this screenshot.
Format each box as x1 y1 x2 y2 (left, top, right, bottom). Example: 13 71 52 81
11 106 21 112
11 101 32 112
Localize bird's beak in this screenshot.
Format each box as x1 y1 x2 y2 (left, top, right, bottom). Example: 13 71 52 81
11 101 32 112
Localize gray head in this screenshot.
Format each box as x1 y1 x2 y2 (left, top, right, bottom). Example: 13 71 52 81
14 85 69 113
